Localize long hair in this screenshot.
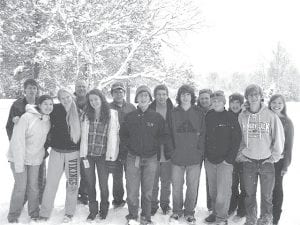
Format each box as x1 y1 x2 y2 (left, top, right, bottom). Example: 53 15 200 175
57 89 81 143
268 94 287 117
176 84 196 106
85 89 111 124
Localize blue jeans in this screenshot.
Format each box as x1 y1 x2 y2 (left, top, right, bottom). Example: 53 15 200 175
84 155 109 214
172 163 201 216
126 153 158 221
106 160 125 204
205 160 233 222
151 160 172 210
8 163 40 222
229 162 246 216
243 160 275 224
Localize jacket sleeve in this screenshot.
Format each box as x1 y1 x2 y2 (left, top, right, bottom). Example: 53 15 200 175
157 115 172 160
283 118 294 170
226 115 242 164
10 115 28 173
270 114 285 163
236 113 247 162
197 111 206 157
6 104 19 140
118 114 130 160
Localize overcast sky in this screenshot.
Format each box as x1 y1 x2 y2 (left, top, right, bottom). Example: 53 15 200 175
164 0 300 77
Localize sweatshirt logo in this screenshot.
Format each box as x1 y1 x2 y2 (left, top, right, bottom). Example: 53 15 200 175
243 120 270 139
177 120 196 133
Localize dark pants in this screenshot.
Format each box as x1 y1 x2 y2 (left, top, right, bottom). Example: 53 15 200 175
151 160 172 211
106 160 125 204
229 162 246 216
243 160 275 224
126 153 158 221
84 155 109 214
78 159 89 200
272 159 284 224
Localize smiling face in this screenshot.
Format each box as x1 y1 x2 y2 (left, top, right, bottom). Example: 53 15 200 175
270 97 285 116
39 99 54 115
89 94 102 111
58 90 73 110
211 98 225 112
75 80 88 97
180 92 192 106
137 91 151 109
24 84 38 99
112 88 125 104
198 93 211 109
156 89 168 105
229 100 242 113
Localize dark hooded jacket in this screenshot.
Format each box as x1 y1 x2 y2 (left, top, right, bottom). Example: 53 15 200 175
149 98 174 160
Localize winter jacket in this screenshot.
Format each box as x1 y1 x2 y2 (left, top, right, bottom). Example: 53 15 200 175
6 97 37 140
119 107 170 160
170 105 206 166
205 109 242 164
49 104 80 152
7 105 51 173
109 100 136 125
80 109 120 161
149 98 174 160
279 116 294 171
237 104 285 163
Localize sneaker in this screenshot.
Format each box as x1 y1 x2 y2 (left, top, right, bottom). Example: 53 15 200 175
99 209 108 220
244 218 257 225
30 216 39 222
62 214 73 223
37 216 48 222
216 220 228 225
112 199 126 208
228 209 236 216
125 214 138 225
169 213 180 221
161 205 171 215
78 194 88 205
151 207 158 216
205 214 216 223
140 216 153 225
184 215 196 224
8 219 18 223
257 216 272 225
86 212 98 221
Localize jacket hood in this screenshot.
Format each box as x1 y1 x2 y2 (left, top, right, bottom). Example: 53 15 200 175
25 104 50 121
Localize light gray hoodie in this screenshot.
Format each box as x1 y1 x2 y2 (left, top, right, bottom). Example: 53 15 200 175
237 104 285 163
7 104 51 173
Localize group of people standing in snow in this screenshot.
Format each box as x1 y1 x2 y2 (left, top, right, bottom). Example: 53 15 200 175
5 78 294 225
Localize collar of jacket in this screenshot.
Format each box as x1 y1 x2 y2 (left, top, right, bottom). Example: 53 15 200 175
149 98 173 111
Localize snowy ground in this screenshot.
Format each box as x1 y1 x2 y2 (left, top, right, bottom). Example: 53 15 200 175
0 99 299 225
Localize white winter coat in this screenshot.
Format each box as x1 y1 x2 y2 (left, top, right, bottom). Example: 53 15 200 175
7 104 51 173
80 109 120 161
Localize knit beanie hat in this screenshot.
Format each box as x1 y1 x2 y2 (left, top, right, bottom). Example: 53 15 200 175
229 93 244 105
198 88 212 96
135 85 153 103
210 90 226 104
